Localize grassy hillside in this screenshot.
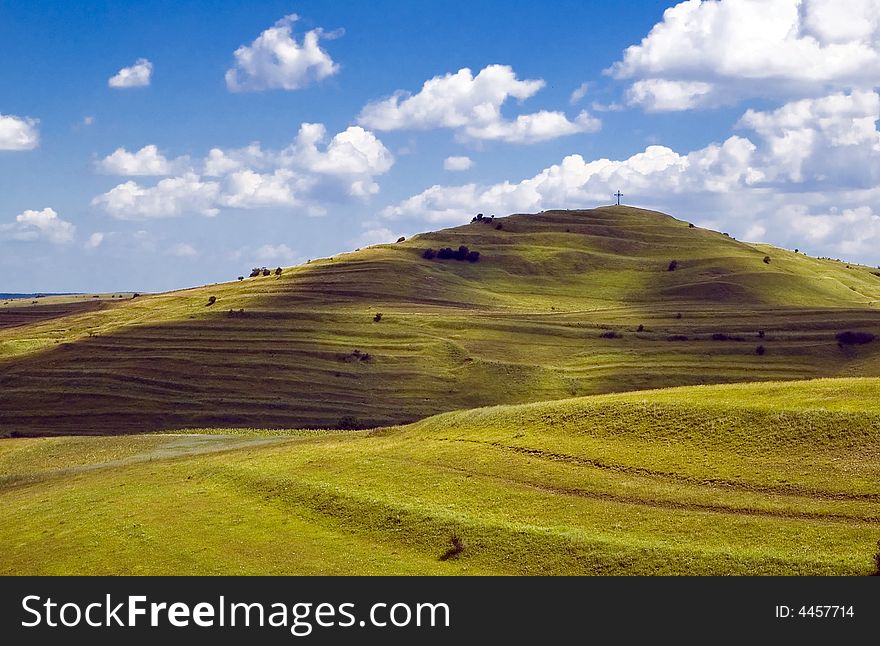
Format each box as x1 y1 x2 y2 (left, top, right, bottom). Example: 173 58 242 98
2 206 880 435
1 378 878 575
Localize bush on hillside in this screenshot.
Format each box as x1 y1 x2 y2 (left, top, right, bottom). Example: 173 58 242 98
668 260 678 271
428 246 481 262
763 255 771 264
758 330 765 338
337 416 361 430
422 248 437 259
206 296 216 306
600 330 621 339
667 335 689 341
374 313 383 322
237 276 244 281
466 250 480 262
439 533 465 561
397 236 405 243
495 223 503 230
756 345 766 355
836 331 876 345
261 268 271 277
637 324 644 332
275 267 282 276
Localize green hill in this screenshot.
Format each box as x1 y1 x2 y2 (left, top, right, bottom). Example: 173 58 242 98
2 377 878 575
2 206 880 436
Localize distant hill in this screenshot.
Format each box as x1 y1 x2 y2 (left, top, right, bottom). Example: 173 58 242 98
2 206 880 436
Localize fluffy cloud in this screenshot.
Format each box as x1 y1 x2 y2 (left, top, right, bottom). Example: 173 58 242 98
0 114 39 150
609 0 880 111
108 58 153 88
92 174 221 219
350 227 399 248
254 243 297 263
84 232 105 249
1 208 75 243
225 14 341 92
93 124 394 218
569 82 590 105
358 65 600 143
97 145 189 176
167 242 198 257
444 156 474 171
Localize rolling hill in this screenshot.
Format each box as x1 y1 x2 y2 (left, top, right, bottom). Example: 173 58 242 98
2 206 880 436
2 378 878 575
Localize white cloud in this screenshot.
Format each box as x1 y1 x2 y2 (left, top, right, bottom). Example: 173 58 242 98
82 116 95 127
97 145 189 176
108 58 153 88
84 232 105 249
167 242 198 257
609 0 880 111
92 174 221 219
254 243 297 263
350 227 398 248
444 155 474 171
225 14 341 92
1 208 75 243
93 124 394 218
358 64 600 143
0 114 39 150
570 82 590 105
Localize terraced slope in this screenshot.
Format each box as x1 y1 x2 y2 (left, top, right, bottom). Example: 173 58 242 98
2 207 880 435
1 378 877 575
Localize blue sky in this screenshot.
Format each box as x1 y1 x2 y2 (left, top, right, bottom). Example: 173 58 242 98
3 0 880 292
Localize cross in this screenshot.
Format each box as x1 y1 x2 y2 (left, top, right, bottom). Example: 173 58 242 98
613 190 623 206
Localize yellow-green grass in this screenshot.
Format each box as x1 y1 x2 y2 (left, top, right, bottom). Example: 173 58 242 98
3 207 880 435
1 377 878 575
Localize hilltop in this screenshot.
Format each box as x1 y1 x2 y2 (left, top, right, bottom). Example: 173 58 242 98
2 206 880 436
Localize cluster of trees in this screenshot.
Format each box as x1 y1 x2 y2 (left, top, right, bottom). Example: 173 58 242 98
471 213 495 223
249 267 283 277
836 331 876 345
423 245 480 262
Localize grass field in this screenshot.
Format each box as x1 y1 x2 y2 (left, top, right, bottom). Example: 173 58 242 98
2 207 880 435
1 377 878 575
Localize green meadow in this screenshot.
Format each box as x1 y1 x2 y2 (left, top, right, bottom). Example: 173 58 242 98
1 207 879 575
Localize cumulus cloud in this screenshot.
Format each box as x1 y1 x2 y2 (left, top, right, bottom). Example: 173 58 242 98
84 232 105 249
1 208 75 243
97 145 189 176
444 156 474 171
225 14 341 92
167 242 198 257
609 0 880 111
358 64 600 143
254 243 297 263
569 82 590 105
108 58 153 88
92 174 221 219
92 124 394 218
350 227 399 248
0 114 39 150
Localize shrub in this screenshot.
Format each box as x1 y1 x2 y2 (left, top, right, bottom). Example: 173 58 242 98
396 236 405 243
275 267 282 276
795 249 799 253
600 330 621 339
637 324 644 332
668 260 678 271
131 293 140 299
758 330 765 338
763 255 771 264
373 313 382 322
495 223 503 230
249 267 261 277
836 331 876 345
422 248 436 259
206 296 216 306
466 251 480 263
712 333 730 341
439 533 465 561
261 268 270 276
237 276 244 281
454 245 470 261
676 312 682 319
688 223 695 228
756 345 766 355
437 247 455 259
